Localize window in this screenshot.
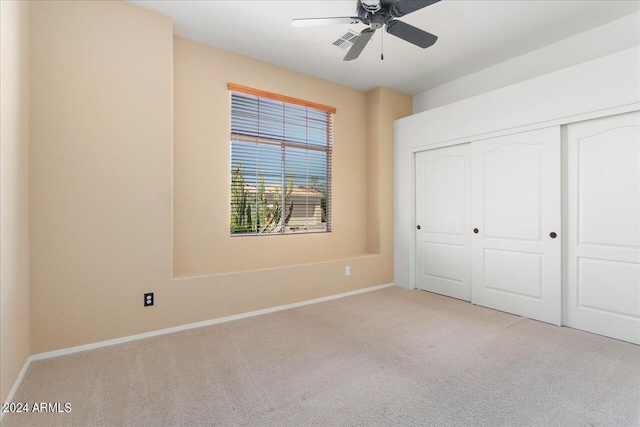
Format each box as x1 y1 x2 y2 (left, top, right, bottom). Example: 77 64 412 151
229 84 334 235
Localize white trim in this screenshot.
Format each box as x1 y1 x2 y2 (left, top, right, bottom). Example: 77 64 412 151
1 283 393 416
30 283 394 361
0 358 32 422
409 103 640 154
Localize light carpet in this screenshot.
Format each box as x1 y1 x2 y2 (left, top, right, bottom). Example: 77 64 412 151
3 287 639 426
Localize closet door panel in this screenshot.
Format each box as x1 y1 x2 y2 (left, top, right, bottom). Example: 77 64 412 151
483 143 541 241
565 111 640 344
415 144 471 301
471 127 561 325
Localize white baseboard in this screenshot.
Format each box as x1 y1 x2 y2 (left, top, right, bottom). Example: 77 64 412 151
30 283 394 362
0 357 31 422
2 282 393 416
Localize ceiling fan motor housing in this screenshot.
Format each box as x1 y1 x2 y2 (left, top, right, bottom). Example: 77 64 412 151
360 0 381 13
357 1 402 28
292 0 440 61
369 14 385 29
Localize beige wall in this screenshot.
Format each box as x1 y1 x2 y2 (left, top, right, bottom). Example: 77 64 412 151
174 37 369 276
29 0 411 355
30 0 174 355
366 87 412 256
1 0 30 403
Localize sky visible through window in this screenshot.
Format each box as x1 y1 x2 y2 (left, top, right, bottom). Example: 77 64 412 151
231 141 328 187
230 92 331 234
231 96 329 187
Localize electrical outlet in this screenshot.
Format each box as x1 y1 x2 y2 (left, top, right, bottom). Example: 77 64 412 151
345 266 351 276
144 292 154 307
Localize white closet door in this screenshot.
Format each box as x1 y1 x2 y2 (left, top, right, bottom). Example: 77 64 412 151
565 111 640 344
415 144 471 301
471 127 561 325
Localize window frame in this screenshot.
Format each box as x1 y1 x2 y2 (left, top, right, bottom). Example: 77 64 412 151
228 84 335 237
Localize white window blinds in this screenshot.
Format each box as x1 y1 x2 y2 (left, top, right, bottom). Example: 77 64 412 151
230 87 333 235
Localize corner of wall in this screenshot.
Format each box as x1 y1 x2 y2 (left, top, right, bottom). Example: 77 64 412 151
366 88 382 254
412 12 640 114
1 0 31 405
366 87 412 256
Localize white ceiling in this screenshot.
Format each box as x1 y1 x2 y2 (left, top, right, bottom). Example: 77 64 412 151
129 0 640 95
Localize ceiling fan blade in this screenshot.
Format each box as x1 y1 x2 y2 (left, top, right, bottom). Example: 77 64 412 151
389 0 441 18
344 28 376 61
291 17 361 27
386 20 438 48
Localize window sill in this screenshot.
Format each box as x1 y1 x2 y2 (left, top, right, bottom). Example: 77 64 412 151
172 252 383 281
230 229 331 238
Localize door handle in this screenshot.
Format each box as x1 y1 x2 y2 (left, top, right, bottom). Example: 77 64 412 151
550 232 557 239
417 225 421 230
473 228 479 234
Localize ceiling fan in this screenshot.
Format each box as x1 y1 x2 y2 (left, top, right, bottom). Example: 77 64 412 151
292 0 441 61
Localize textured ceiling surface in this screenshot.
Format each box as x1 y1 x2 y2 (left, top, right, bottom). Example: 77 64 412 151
130 1 640 94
